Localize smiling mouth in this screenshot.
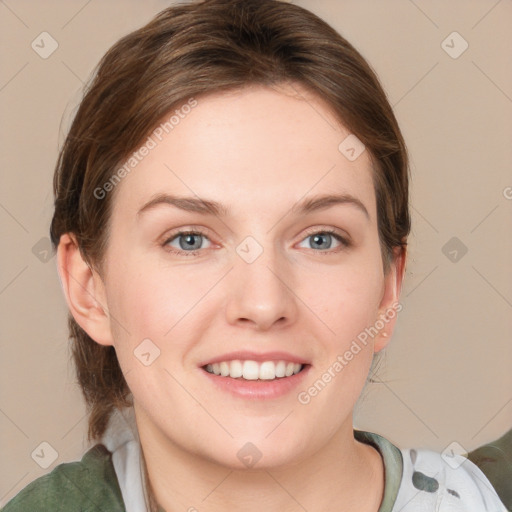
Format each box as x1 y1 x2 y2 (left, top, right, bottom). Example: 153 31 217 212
202 360 306 381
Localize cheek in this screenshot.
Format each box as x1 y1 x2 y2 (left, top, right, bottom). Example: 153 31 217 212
105 257 219 347
303 256 384 346
296 262 383 423
103 261 204 396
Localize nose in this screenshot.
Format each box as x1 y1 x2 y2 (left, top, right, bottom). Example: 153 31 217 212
224 241 298 331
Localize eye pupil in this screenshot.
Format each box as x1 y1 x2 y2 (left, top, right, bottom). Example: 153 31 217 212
311 233 331 250
180 233 201 250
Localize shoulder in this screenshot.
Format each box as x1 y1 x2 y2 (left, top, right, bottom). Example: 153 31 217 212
394 447 508 511
467 429 512 511
1 444 125 512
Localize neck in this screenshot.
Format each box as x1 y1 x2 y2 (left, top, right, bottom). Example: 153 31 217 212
136 408 384 512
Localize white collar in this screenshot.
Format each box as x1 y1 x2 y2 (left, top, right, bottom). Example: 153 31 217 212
100 406 150 512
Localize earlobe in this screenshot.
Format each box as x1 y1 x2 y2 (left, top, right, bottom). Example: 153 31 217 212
374 245 407 353
56 233 114 347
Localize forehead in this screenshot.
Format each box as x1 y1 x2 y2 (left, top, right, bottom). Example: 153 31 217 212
110 84 376 222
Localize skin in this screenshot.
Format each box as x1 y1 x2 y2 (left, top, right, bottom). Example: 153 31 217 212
58 83 405 512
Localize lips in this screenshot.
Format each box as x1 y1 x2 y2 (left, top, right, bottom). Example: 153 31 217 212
200 360 311 400
199 350 309 367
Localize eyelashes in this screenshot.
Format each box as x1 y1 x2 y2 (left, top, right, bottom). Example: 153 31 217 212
162 227 351 257
299 228 350 254
163 230 212 256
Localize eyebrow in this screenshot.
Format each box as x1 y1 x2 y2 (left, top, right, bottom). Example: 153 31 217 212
136 192 370 220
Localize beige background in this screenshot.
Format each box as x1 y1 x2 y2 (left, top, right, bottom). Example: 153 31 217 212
1 0 511 505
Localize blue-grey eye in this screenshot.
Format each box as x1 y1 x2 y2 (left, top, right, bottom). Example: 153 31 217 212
166 232 211 252
298 231 345 251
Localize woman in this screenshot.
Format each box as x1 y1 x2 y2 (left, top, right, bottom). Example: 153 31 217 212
2 0 507 510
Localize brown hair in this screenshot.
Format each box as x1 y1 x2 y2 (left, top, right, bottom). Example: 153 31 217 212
50 0 410 444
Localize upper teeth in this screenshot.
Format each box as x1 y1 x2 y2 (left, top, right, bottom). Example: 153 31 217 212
205 360 303 380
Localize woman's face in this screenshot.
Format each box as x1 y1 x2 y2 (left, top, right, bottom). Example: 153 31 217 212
94 84 400 468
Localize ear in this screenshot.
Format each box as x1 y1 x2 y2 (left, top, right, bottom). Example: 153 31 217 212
56 233 114 346
374 245 406 353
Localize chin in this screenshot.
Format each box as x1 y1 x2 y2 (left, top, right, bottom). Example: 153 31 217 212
202 431 313 472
